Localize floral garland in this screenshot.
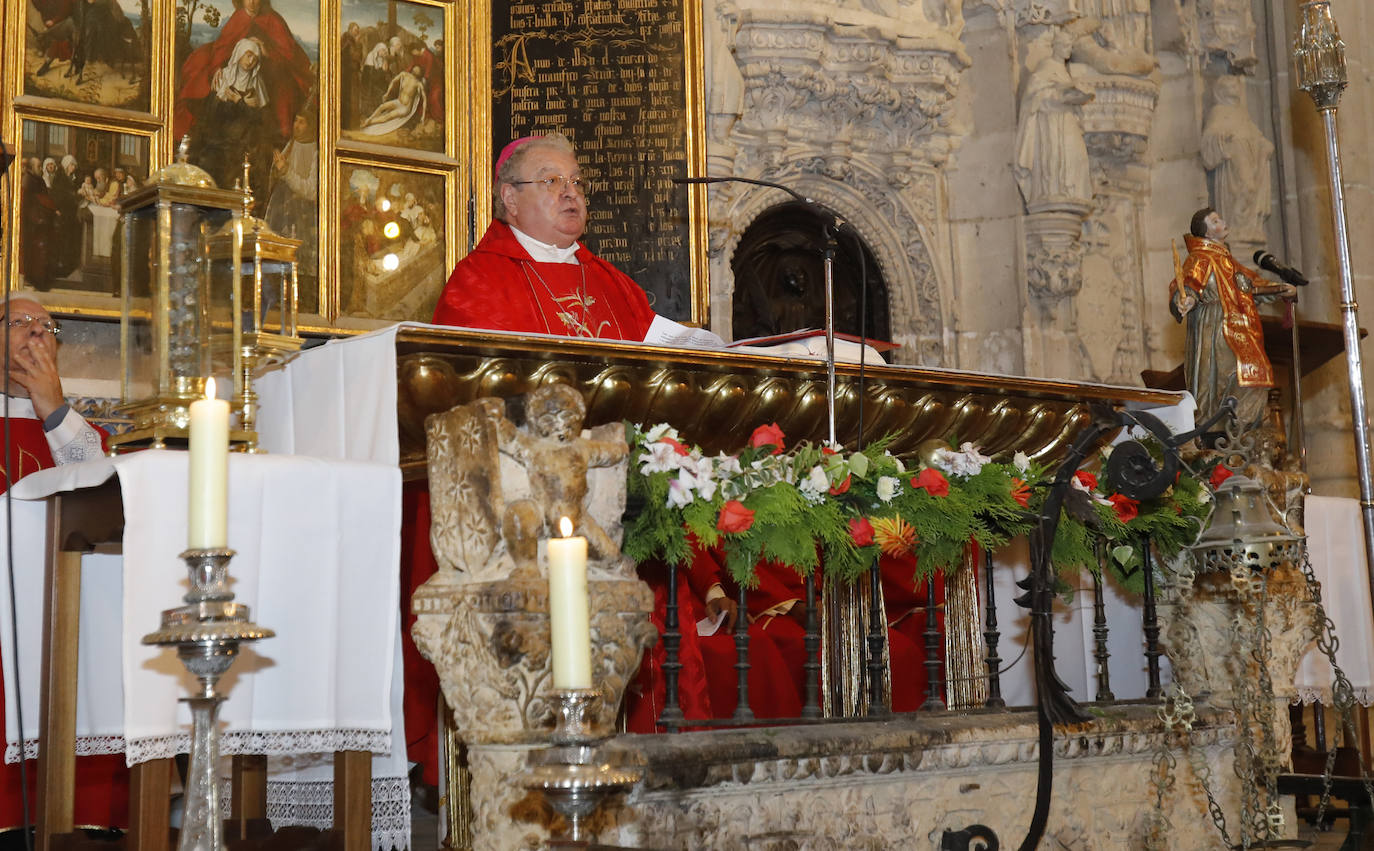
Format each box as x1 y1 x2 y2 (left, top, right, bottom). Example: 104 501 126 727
622 423 1212 593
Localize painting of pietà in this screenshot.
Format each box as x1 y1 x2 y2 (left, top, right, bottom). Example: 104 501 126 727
339 0 445 153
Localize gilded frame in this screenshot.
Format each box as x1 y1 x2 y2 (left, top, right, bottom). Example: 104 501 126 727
469 0 709 326
329 155 457 328
0 0 468 335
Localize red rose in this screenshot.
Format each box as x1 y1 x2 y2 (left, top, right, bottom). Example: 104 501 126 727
849 517 875 547
749 423 786 455
1108 493 1140 524
1074 470 1098 491
829 474 852 495
822 446 837 456
1011 478 1031 508
660 436 690 456
912 468 950 497
716 500 756 533
1209 463 1233 490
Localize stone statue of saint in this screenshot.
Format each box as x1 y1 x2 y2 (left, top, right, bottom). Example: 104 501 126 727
1078 0 1149 52
1170 208 1296 431
1201 75 1274 247
1014 28 1094 212
705 0 745 140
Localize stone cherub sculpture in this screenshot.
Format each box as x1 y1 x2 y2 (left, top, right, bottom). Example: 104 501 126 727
424 384 631 582
494 383 628 562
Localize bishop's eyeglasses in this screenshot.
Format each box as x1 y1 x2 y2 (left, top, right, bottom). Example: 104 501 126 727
509 175 591 197
6 314 61 336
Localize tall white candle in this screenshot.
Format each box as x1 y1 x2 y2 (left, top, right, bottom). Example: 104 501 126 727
188 377 230 549
547 516 592 689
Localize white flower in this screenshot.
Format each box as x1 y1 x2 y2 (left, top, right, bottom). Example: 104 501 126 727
893 456 906 474
1070 476 1091 494
645 423 680 442
932 442 991 477
713 454 743 478
1198 488 1211 504
696 473 718 501
1013 451 1031 473
667 470 697 508
640 441 685 474
798 464 829 504
876 476 900 503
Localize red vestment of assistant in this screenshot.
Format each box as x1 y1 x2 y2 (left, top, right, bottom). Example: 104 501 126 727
1 416 126 832
432 220 656 341
626 546 808 732
173 7 315 143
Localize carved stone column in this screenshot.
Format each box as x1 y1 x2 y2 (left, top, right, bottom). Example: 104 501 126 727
411 395 656 850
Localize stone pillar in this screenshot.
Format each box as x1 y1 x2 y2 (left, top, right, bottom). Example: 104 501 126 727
410 394 656 849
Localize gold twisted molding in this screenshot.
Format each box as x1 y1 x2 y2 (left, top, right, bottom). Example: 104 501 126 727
395 327 1182 478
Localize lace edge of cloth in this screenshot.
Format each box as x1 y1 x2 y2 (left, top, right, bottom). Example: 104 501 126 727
6 729 392 765
1293 686 1374 707
267 776 412 851
5 735 125 763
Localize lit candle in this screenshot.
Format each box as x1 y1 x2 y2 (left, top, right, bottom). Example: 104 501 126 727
187 377 230 549
547 516 592 689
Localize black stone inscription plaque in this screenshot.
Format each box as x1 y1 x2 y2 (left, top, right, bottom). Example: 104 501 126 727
491 0 693 321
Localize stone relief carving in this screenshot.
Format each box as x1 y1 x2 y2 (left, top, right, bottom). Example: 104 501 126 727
412 391 656 850
1201 75 1274 248
1197 0 1257 69
1079 0 1149 53
612 710 1239 848
1015 28 1094 211
702 4 968 359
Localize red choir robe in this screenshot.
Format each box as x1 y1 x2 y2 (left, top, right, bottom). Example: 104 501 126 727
432 220 657 341
1 414 126 832
625 546 808 731
880 552 941 712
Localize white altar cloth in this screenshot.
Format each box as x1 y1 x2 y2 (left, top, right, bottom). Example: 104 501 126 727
1295 495 1374 705
0 450 408 847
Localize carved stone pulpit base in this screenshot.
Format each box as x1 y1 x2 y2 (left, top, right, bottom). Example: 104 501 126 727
412 572 655 850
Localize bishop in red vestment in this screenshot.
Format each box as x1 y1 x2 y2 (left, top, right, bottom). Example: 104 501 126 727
432 133 659 341
0 295 120 835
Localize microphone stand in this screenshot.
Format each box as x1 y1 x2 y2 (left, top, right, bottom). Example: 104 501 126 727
673 175 847 445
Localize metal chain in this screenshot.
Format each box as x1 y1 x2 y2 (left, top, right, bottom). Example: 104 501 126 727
1294 549 1374 824
1151 556 1234 848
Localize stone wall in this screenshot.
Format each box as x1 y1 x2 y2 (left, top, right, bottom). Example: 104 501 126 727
699 0 1374 496
598 706 1240 849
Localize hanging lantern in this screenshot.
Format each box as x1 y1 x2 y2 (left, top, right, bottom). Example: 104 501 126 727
1191 471 1302 572
205 159 303 452
111 139 251 451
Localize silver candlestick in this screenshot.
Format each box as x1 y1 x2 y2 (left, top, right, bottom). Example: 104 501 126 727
1294 2 1374 625
143 548 273 851
523 688 642 846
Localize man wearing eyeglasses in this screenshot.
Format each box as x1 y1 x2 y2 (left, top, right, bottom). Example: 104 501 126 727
1 294 120 840
2 294 103 478
434 133 700 343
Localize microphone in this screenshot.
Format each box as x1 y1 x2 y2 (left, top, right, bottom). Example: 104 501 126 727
1253 250 1310 287
672 175 854 236
672 175 812 206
